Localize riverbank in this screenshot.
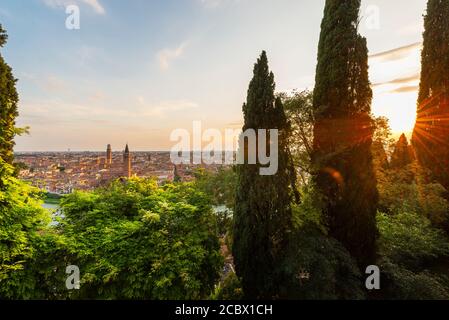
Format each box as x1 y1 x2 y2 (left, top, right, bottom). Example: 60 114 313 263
43 192 63 205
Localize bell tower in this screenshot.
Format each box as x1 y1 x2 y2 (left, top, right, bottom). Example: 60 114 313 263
106 144 112 165
123 144 131 178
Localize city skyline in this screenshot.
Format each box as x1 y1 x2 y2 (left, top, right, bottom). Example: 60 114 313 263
0 0 427 151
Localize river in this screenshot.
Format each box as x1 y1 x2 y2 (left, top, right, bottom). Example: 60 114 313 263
42 203 63 225
42 203 59 210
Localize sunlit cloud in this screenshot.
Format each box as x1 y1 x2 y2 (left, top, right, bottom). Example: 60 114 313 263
156 42 188 70
82 0 105 14
389 85 419 94
372 74 420 87
42 0 105 15
369 42 422 62
369 43 422 134
19 97 199 125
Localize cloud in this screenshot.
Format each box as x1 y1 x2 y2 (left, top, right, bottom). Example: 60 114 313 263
42 0 105 15
373 73 420 87
369 42 422 62
369 42 422 95
19 96 199 128
82 0 105 14
389 85 419 94
137 97 198 117
156 42 188 70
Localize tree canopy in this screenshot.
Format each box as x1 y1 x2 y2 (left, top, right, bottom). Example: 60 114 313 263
312 0 379 267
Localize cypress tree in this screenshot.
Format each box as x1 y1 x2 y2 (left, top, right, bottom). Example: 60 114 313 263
412 0 449 190
173 164 181 183
372 141 390 170
233 51 297 299
390 134 413 169
312 0 378 267
0 24 19 166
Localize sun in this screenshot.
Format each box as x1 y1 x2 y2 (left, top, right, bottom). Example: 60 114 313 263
372 89 418 135
368 43 422 135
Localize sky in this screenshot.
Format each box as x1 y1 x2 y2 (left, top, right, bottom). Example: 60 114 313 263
0 0 427 151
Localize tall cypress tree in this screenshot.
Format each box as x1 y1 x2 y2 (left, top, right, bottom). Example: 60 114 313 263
173 164 181 183
233 51 297 299
312 0 378 267
412 0 449 190
0 24 19 166
390 134 413 169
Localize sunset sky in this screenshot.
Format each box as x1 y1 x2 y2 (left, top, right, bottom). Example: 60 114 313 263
0 0 427 151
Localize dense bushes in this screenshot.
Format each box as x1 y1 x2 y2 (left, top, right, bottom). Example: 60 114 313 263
377 211 449 299
1 177 223 300
278 226 365 300
0 159 56 298
378 211 449 267
60 179 223 299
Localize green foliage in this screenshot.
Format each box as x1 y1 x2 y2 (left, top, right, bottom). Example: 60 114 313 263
278 186 364 300
292 184 326 233
279 225 365 300
0 24 19 165
412 0 449 191
377 211 449 299
379 258 449 300
371 117 395 172
0 25 7 47
417 181 449 228
1 176 223 300
378 211 449 268
173 165 181 183
0 26 57 299
280 90 314 185
312 0 378 267
57 178 222 299
210 272 244 300
44 192 63 205
377 164 417 213
233 51 298 299
0 158 56 299
390 134 413 169
373 117 395 151
194 168 236 236
377 160 449 228
194 167 237 209
313 0 372 117
1 230 71 300
372 117 449 300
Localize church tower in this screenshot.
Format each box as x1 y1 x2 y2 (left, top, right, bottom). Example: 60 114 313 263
106 144 112 165
123 144 131 178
